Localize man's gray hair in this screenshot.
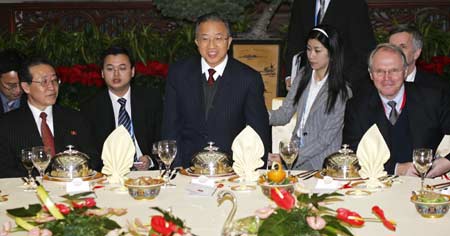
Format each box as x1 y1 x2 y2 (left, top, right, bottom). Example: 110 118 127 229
389 25 423 50
368 43 408 71
195 12 231 37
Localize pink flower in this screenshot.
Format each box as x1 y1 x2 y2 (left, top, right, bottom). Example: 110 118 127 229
254 207 275 219
28 228 52 236
0 221 12 236
306 216 326 230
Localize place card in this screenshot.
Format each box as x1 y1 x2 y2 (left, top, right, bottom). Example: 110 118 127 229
314 176 340 193
186 175 215 196
66 178 90 194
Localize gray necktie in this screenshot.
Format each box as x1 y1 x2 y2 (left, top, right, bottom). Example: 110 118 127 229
387 101 399 125
318 0 326 23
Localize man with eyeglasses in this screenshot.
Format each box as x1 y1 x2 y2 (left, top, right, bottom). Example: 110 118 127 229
343 43 450 177
80 46 162 171
0 57 100 178
162 13 271 168
0 49 26 114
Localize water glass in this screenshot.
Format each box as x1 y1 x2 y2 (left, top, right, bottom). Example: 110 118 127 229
157 140 177 187
21 148 36 191
279 140 299 176
31 146 52 183
412 148 433 192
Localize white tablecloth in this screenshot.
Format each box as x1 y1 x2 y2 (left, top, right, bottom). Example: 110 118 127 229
1 171 449 236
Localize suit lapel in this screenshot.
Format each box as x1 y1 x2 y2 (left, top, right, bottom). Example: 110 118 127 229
102 90 116 132
23 105 43 146
403 85 421 147
130 86 147 150
53 105 65 151
307 80 328 116
367 90 390 144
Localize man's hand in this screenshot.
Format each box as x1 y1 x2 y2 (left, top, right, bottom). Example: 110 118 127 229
285 77 292 91
396 162 418 176
134 155 151 170
426 158 450 178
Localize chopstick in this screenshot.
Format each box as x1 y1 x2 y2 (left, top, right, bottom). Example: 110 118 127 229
295 170 318 178
430 181 450 189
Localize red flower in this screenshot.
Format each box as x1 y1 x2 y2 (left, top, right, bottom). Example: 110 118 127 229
372 205 396 231
55 203 71 215
150 215 180 236
84 198 96 208
72 198 96 209
336 208 365 226
270 187 295 210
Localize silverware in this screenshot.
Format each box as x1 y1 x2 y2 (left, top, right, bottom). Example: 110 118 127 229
169 167 182 180
428 181 450 190
302 172 317 180
295 170 318 178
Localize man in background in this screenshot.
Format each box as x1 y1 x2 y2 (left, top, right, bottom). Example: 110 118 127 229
388 25 449 90
162 13 271 168
0 49 26 114
81 46 162 170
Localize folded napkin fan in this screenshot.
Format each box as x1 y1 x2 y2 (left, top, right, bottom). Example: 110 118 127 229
357 124 390 189
436 135 450 158
232 125 265 182
101 126 135 184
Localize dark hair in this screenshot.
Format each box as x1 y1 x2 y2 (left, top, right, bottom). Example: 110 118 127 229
18 57 54 84
195 12 231 37
0 49 25 75
389 25 423 50
294 24 348 113
100 46 134 68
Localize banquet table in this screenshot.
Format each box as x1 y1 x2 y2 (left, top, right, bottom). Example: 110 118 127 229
1 171 449 236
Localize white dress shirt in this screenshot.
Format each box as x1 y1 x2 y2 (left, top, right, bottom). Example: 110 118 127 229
28 102 54 136
201 55 228 81
379 84 405 119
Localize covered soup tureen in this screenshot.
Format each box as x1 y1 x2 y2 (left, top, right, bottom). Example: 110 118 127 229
322 144 360 179
50 145 92 178
191 142 233 175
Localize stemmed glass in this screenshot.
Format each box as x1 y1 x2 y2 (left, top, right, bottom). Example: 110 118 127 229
31 146 52 183
157 140 177 187
152 142 164 177
21 148 36 191
412 148 433 192
279 140 299 177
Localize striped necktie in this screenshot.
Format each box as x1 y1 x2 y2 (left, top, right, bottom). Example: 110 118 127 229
387 101 399 125
40 112 55 156
117 98 137 161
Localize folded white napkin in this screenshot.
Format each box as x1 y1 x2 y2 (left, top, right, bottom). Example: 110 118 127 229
436 135 450 158
232 125 265 182
101 126 135 184
357 124 390 189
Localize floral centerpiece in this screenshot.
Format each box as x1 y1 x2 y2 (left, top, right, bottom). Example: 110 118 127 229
3 186 126 236
250 188 396 236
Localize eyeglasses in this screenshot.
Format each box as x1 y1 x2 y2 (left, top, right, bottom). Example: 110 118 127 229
0 81 20 91
31 78 60 87
371 68 404 78
197 35 229 46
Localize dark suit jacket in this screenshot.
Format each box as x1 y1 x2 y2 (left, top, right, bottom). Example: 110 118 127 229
412 69 450 91
162 56 271 168
343 83 450 173
0 93 27 114
80 86 162 169
286 0 375 90
0 104 99 178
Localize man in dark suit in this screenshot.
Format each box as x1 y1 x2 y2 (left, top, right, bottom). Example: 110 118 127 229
343 43 450 176
388 25 450 90
0 49 26 114
162 13 271 168
0 57 99 178
285 0 375 91
80 46 162 170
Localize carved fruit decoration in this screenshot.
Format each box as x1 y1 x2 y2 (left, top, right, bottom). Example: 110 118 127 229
267 161 286 183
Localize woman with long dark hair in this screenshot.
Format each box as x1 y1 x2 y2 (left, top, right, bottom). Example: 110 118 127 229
270 25 351 170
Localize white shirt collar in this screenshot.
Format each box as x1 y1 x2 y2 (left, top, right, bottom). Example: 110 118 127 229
405 67 417 82
28 101 54 136
201 55 228 81
379 84 405 113
311 70 328 87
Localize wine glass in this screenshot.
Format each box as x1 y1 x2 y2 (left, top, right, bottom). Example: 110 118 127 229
157 140 177 187
152 142 164 177
31 146 52 183
21 148 36 191
412 148 433 192
279 140 299 177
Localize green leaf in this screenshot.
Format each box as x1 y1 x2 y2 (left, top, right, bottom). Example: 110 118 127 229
7 204 42 217
60 191 95 200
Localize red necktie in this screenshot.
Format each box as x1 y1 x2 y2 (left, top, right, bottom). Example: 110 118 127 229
207 68 216 86
40 112 55 156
